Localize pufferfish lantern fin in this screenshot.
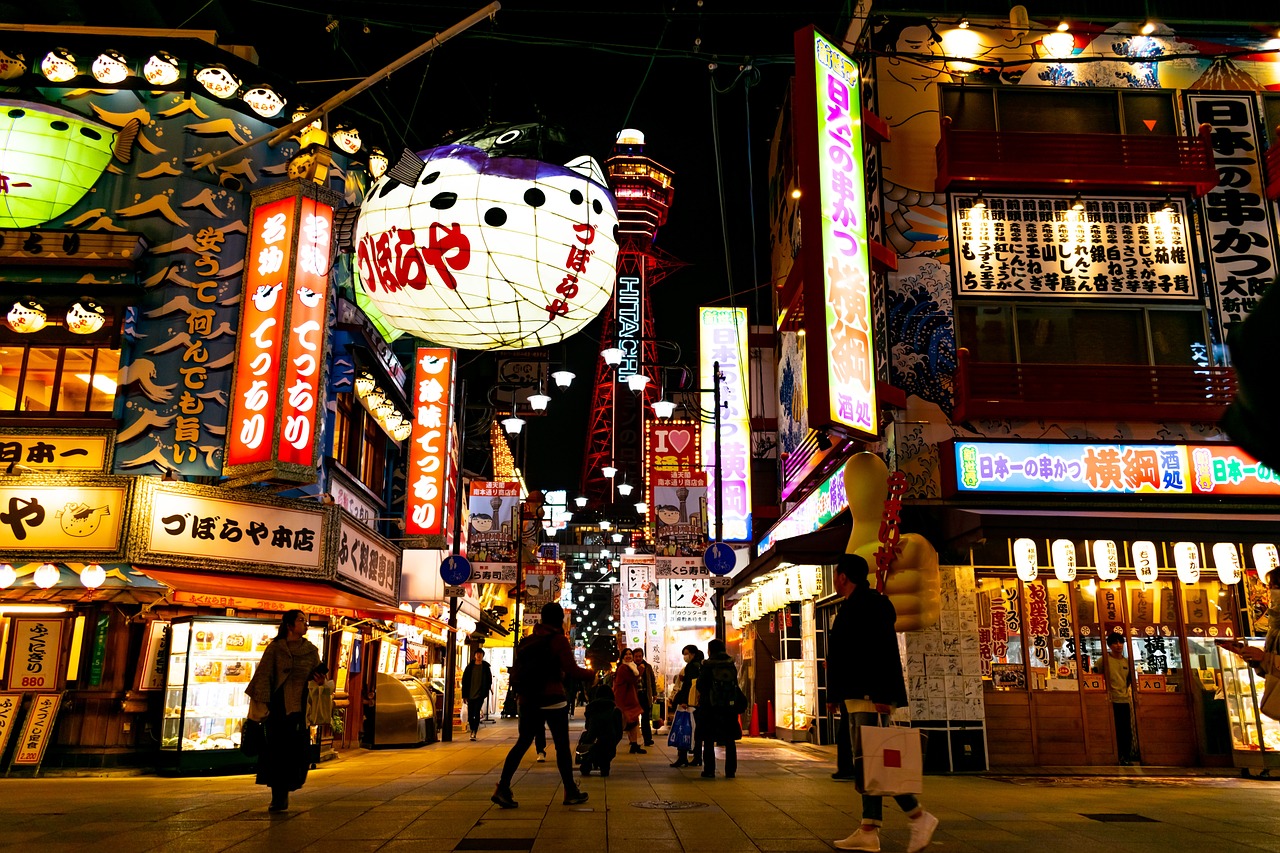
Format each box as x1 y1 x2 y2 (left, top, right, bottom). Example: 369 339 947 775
113 118 141 164
385 147 426 188
563 155 608 188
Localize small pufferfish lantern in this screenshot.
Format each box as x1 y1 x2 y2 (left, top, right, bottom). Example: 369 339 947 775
354 141 619 351
843 451 941 631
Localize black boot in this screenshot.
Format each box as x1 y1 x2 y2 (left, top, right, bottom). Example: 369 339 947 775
563 785 589 805
629 743 647 754
491 782 518 809
269 787 289 812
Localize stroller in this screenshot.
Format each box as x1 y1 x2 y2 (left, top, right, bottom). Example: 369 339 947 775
577 685 623 777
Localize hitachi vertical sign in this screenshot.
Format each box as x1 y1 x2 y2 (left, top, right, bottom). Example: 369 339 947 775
615 273 643 382
224 181 341 484
699 306 752 542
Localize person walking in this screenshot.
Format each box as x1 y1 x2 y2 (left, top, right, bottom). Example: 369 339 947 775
491 602 594 809
461 648 492 741
670 644 704 767
633 647 658 746
612 648 647 754
1101 632 1136 764
828 554 938 852
693 638 742 779
245 610 327 813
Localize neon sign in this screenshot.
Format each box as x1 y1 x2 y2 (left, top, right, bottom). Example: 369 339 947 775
699 306 752 542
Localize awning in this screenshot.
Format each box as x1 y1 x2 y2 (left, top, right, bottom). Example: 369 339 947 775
724 523 851 598
941 506 1280 549
140 568 451 634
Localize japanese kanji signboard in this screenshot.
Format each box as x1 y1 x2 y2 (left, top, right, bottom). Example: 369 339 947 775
403 348 455 548
945 440 1280 497
950 194 1197 299
652 469 709 575
1186 93 1278 341
0 477 132 561
223 181 339 485
464 481 520 583
332 511 401 604
0 430 113 472
12 693 62 766
7 619 64 691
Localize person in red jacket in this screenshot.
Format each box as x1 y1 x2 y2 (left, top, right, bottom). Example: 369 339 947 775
492 602 596 809
612 648 647 754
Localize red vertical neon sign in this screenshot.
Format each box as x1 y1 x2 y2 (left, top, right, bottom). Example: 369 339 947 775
403 348 455 539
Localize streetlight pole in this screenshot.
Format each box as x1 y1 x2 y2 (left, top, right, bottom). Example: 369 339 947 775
441 378 467 743
712 360 726 642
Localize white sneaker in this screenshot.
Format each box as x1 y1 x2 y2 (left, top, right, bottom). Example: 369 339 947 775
536 751 547 763
907 811 938 853
834 828 880 851
469 732 476 741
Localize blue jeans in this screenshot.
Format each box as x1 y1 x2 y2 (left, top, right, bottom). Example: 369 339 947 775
851 711 919 825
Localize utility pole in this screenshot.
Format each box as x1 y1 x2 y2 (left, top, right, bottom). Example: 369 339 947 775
713 360 726 641
441 378 466 743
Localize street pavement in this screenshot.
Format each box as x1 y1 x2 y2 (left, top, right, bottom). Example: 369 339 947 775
3 719 1279 852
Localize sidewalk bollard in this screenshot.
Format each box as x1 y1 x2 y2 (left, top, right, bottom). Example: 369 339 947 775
748 702 760 737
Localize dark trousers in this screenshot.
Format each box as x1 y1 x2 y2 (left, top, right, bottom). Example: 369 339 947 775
500 705 576 791
835 706 854 775
702 736 736 777
466 698 484 733
638 694 653 743
1112 701 1133 760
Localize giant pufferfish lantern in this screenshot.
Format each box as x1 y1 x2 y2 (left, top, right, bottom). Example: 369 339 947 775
354 143 619 351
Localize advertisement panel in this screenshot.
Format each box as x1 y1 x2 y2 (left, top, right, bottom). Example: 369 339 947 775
0 478 131 560
698 307 752 542
464 481 520 583
8 619 65 691
403 348 455 546
653 469 710 576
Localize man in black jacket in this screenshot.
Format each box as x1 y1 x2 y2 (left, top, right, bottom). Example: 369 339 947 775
461 649 492 741
826 554 938 853
632 647 658 746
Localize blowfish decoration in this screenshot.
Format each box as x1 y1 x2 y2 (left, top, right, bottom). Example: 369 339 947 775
353 142 619 351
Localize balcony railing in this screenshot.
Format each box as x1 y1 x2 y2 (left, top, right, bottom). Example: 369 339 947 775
935 119 1220 196
953 348 1236 423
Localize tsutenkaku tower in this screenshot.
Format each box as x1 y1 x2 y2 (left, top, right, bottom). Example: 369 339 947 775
580 129 680 507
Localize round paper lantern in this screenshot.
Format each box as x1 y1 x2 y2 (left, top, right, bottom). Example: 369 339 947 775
1253 543 1279 583
34 562 60 589
1172 542 1200 584
1131 541 1159 583
1093 539 1119 581
0 563 15 588
144 52 180 86
1013 538 1039 582
354 143 619 350
1212 543 1242 585
1051 539 1076 582
80 563 106 589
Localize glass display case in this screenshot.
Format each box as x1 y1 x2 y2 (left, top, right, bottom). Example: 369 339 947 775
774 659 814 742
1218 640 1280 777
365 671 436 747
162 616 325 770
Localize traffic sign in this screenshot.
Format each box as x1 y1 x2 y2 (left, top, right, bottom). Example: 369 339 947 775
443 585 466 597
709 577 733 589
703 542 736 576
441 555 472 585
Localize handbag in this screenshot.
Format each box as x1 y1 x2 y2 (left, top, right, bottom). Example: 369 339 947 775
856 721 923 797
667 708 695 750
240 718 265 757
1261 670 1280 721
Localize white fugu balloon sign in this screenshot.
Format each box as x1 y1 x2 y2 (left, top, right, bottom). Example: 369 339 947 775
354 144 619 350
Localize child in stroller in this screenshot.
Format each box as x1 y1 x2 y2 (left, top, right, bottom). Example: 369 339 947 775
577 684 623 777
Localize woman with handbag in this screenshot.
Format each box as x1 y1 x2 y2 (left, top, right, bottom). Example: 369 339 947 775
246 610 327 813
669 644 704 767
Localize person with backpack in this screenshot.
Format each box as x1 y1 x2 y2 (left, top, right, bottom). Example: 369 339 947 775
491 602 595 809
693 638 744 778
578 683 623 776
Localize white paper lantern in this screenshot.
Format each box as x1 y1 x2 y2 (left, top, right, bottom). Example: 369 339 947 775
0 563 15 588
144 52 180 86
1093 539 1120 581
1051 539 1077 582
1132 541 1159 583
80 563 106 589
34 563 60 589
1172 542 1200 584
1013 538 1039 582
1212 543 1242 585
1253 543 1279 584
355 143 619 350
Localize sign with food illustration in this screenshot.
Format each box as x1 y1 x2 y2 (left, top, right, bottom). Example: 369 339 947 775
0 479 131 558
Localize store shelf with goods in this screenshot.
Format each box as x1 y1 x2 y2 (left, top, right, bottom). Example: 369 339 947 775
1217 641 1280 775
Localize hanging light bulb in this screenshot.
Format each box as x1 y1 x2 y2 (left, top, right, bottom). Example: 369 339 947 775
34 563 60 589
196 65 241 98
624 546 636 556
602 465 617 479
355 371 376 396
0 563 16 588
41 48 78 82
626 374 650 392
652 399 675 419
368 147 389 179
552 370 575 388
601 347 623 366
501 415 525 434
617 482 634 496
80 564 106 589
574 496 588 508
971 192 986 212
1041 29 1075 58
634 501 648 514
599 520 612 531
144 52 180 86
91 50 129 85
1071 194 1085 211
528 392 551 411
611 532 623 543
1013 538 1039 582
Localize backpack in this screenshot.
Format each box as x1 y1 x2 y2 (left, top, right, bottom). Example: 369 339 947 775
510 633 559 697
705 659 739 709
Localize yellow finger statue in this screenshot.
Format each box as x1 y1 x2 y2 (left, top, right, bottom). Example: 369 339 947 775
843 452 941 631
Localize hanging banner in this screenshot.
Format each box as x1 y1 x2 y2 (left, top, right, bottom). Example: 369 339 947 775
652 470 710 575
622 553 657 612
133 621 170 691
0 693 20 761
951 194 1196 298
643 419 700 539
464 481 520 583
698 306 752 541
1185 93 1278 342
524 559 565 619
946 440 1280 496
403 348 456 547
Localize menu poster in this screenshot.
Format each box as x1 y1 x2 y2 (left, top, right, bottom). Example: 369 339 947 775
12 692 62 766
0 693 20 760
134 621 171 691
8 619 65 691
1100 587 1122 624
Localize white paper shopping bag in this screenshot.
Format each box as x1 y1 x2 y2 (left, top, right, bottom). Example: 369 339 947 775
858 724 923 796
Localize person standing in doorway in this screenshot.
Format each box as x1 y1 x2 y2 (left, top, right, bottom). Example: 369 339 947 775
461 648 492 741
1103 632 1136 764
827 554 937 852
492 603 595 809
633 647 658 746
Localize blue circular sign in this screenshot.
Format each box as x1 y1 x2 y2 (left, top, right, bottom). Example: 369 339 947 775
440 555 472 585
703 542 736 576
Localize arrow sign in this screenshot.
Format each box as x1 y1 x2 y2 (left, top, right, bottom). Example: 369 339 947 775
441 554 472 585
703 542 736 576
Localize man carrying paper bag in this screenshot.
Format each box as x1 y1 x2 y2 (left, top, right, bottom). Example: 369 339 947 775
827 553 938 853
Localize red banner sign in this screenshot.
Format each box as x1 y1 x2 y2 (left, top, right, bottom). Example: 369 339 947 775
404 348 455 542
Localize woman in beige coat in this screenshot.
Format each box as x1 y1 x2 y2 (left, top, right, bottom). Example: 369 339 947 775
246 610 326 812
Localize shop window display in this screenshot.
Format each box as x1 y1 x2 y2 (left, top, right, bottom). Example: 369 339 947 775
977 577 1024 690
1126 580 1185 693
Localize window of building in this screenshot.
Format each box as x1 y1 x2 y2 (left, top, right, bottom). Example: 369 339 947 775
0 345 119 415
941 85 1177 136
956 304 1207 366
331 391 388 497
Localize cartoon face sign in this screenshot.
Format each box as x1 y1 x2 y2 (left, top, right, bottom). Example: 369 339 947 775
355 144 619 350
655 506 681 527
470 514 493 534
